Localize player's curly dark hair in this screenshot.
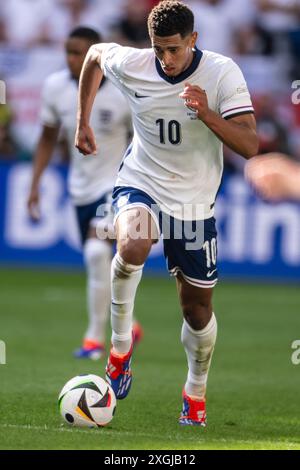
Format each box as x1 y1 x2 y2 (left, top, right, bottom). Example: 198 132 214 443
69 26 102 44
148 1 194 39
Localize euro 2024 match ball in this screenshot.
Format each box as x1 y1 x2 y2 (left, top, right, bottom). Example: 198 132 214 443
58 374 116 427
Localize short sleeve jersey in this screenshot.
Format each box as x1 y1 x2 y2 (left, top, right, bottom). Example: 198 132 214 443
100 43 254 220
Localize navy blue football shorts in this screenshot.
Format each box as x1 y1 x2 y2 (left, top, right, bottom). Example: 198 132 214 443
75 192 113 244
112 186 218 288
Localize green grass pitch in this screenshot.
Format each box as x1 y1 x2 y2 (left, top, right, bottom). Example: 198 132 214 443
0 268 299 450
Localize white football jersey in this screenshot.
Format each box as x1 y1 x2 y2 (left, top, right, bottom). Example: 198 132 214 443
100 43 254 220
40 69 131 205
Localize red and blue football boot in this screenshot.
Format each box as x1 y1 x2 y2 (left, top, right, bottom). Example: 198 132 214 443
179 389 207 426
73 339 105 360
105 343 133 400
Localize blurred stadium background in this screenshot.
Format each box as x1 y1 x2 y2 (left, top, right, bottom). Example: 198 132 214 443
1 0 300 278
0 0 300 450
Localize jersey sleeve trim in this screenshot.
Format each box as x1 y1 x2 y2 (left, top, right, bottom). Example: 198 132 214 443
221 105 254 119
224 110 254 120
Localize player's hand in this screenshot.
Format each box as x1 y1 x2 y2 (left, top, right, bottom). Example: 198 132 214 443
245 153 300 201
179 82 210 121
75 125 97 156
27 186 41 221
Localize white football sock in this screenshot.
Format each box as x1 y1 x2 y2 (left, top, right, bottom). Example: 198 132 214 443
111 253 144 354
181 313 217 399
83 238 112 344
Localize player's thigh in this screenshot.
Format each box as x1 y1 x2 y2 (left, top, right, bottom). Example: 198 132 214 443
115 207 157 264
86 226 113 247
86 223 115 246
75 194 113 245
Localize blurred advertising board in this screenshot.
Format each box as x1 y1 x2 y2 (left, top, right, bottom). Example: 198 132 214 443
1 162 300 281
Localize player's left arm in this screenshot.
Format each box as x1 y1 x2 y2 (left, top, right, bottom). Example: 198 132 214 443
202 110 258 159
180 83 258 159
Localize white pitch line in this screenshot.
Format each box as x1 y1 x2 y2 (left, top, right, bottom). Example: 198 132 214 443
0 423 199 441
1 423 193 440
0 424 299 448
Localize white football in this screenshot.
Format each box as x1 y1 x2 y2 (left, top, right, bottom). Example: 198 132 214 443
58 374 116 427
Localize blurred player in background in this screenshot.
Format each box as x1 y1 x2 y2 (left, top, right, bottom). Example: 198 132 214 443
27 26 142 360
76 1 258 425
245 152 300 201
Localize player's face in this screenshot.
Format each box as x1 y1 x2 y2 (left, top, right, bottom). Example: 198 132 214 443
151 32 197 77
65 37 92 79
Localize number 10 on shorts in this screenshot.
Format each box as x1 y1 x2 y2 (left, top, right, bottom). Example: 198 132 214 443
203 238 217 269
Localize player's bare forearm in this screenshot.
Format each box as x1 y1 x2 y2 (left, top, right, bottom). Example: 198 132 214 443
28 125 58 219
31 126 59 189
77 44 104 126
202 110 259 159
180 82 258 159
76 44 105 155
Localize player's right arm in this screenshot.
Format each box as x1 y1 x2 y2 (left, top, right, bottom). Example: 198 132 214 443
75 44 106 156
27 125 59 220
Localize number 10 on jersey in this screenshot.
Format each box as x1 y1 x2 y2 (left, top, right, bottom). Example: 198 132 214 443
156 119 182 145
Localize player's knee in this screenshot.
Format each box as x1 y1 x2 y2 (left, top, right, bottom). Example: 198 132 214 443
182 300 211 317
182 300 212 331
112 252 144 282
118 238 151 266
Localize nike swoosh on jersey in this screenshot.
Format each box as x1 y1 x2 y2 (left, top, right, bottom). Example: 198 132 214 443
135 92 150 98
207 269 217 278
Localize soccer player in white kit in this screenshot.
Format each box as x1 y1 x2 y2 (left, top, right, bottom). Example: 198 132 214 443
76 2 258 425
27 27 143 360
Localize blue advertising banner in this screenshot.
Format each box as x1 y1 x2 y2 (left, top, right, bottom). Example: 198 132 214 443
1 161 300 281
